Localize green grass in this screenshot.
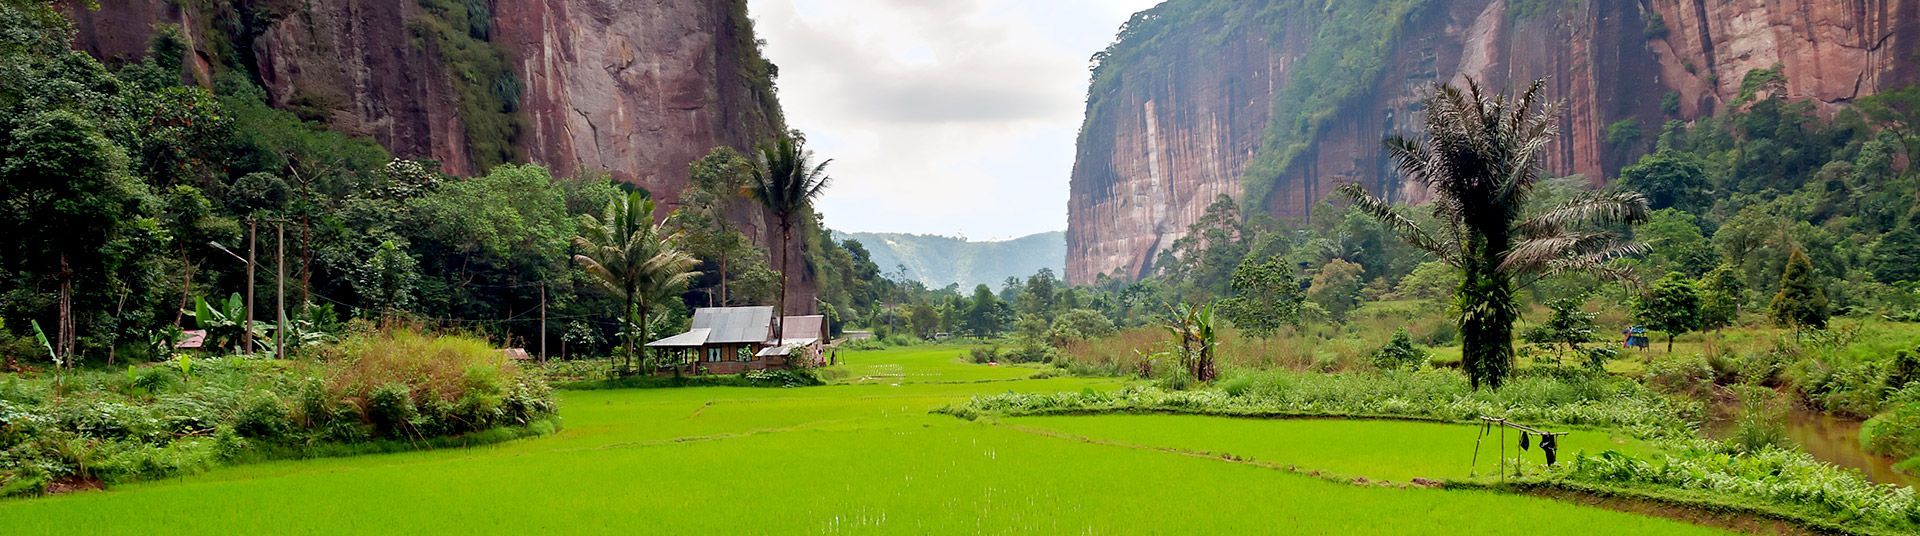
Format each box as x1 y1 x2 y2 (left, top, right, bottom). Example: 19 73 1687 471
0 347 1722 534
825 344 1044 384
1007 414 1661 483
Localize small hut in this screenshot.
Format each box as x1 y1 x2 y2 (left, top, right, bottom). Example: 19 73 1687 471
644 307 830 375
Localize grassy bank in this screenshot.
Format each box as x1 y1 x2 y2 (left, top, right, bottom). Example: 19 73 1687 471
0 330 555 496
0 346 1717 534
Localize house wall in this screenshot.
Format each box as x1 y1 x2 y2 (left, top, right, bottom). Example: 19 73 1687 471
684 343 790 375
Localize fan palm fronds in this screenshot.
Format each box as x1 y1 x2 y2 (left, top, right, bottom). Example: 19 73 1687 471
1338 78 1650 389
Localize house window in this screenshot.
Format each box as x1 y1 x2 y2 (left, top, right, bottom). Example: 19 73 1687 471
737 346 753 362
707 347 722 362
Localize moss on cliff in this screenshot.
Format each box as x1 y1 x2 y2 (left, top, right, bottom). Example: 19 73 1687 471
721 0 788 137
1083 0 1433 210
413 0 526 172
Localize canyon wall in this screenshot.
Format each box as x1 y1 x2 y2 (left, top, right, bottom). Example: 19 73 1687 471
64 0 816 312
1067 0 1920 284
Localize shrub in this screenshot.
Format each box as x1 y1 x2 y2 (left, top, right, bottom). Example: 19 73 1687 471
54 401 159 442
740 369 821 388
366 383 417 439
1725 385 1791 454
233 392 291 440
0 328 552 498
325 329 513 405
1564 442 1920 534
1642 355 1714 398
1863 384 1920 468
1371 328 1428 370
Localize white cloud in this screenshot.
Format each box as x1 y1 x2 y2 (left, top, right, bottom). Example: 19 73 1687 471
748 0 1162 241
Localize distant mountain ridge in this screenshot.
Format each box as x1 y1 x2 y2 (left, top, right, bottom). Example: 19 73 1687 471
835 231 1065 290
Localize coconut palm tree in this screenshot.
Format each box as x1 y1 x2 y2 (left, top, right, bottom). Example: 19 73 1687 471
748 131 832 341
1339 78 1649 389
572 191 701 373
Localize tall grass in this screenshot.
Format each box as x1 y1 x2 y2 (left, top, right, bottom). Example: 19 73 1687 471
0 329 555 496
324 329 516 406
1564 441 1920 535
1061 309 1451 377
950 367 1696 436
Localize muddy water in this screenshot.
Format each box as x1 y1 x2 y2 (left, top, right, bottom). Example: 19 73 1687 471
1707 407 1920 488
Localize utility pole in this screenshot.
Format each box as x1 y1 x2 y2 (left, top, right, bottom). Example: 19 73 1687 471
244 219 256 355
539 283 548 362
276 221 287 360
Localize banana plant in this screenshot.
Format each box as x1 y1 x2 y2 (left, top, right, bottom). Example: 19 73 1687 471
1161 303 1219 382
30 320 61 390
185 293 271 354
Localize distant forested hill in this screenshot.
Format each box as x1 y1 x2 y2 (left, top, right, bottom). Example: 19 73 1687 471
835 231 1065 290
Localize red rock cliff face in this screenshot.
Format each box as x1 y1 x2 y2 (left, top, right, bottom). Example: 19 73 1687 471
64 0 816 312
491 0 811 312
1067 0 1920 285
68 0 476 174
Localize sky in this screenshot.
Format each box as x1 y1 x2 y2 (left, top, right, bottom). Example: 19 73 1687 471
746 0 1163 241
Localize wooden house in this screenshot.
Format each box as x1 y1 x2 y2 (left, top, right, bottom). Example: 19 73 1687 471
645 306 829 375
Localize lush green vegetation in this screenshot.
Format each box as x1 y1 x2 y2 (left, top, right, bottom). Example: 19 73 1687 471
0 329 554 496
1564 441 1920 535
950 368 1694 437
0 347 1720 534
412 0 526 169
1341 80 1649 389
9 1 1920 533
0 2 895 371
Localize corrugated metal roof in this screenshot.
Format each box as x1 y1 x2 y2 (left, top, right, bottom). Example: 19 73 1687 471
691 307 773 344
780 315 826 341
645 328 711 347
757 338 819 357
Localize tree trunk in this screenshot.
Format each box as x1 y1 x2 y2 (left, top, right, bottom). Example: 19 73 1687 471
1459 253 1516 390
58 253 73 368
299 213 312 310
175 242 194 326
622 281 636 375
108 289 127 366
719 251 729 307
776 220 790 343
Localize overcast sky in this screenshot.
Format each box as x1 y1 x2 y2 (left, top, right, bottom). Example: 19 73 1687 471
746 0 1162 241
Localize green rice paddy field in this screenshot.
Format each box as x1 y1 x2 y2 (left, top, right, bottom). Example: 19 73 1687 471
0 346 1721 534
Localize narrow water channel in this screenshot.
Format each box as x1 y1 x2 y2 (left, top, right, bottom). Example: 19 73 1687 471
1707 407 1919 488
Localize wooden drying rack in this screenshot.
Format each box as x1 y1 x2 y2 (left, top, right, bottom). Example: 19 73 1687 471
1471 416 1569 479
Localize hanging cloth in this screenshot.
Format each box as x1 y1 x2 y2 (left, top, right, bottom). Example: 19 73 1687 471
1519 431 1531 451
1540 434 1558 466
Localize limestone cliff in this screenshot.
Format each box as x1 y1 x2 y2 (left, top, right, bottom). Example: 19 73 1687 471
64 0 815 312
1067 0 1920 284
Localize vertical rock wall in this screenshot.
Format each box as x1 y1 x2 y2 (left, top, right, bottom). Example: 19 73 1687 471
1067 0 1920 285
63 0 816 312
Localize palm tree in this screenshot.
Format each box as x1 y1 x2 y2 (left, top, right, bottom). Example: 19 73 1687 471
572 191 701 373
1339 78 1649 389
748 131 832 341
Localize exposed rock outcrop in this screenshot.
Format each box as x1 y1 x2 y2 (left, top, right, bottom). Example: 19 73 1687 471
1067 0 1920 284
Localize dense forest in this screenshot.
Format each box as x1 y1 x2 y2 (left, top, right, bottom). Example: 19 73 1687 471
0 2 912 366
